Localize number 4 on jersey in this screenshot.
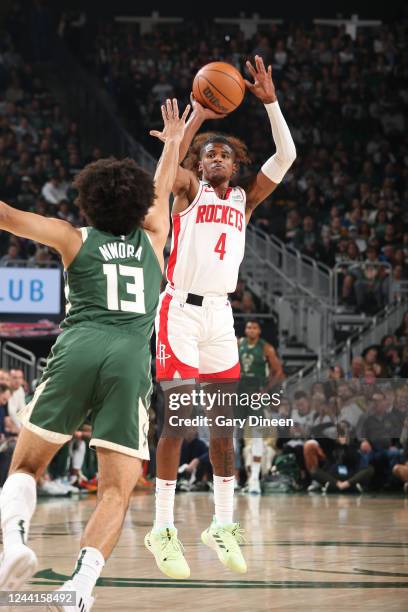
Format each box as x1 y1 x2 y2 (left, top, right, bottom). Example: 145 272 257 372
214 232 227 260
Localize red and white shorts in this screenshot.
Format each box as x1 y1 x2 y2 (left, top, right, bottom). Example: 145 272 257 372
155 287 240 381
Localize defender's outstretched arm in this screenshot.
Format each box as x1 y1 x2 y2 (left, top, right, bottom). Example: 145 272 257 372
143 98 190 247
0 201 81 268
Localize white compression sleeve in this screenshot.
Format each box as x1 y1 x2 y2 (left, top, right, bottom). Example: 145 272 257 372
261 101 296 184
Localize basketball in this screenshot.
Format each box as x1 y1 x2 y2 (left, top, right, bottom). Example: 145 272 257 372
192 62 245 114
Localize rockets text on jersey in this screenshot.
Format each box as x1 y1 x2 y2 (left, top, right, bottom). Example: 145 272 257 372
167 181 246 295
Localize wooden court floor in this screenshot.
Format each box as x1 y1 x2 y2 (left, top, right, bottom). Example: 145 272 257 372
15 492 408 611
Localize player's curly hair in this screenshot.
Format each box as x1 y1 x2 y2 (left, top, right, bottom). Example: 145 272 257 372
183 132 251 176
73 157 155 235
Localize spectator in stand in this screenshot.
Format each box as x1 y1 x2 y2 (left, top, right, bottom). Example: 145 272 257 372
392 414 408 493
293 215 318 256
230 280 261 313
151 74 174 103
380 335 402 377
0 371 11 386
41 173 69 205
280 391 314 477
0 383 13 486
399 344 408 378
7 368 25 430
305 424 374 494
348 356 365 379
238 291 257 314
357 390 399 487
362 346 383 380
177 431 212 492
336 381 365 436
0 243 20 266
27 246 52 267
56 199 77 224
316 227 336 266
328 365 345 380
389 386 408 438
16 176 37 211
395 311 408 342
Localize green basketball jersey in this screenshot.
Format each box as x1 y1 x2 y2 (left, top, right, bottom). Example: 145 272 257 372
61 226 162 338
239 337 268 386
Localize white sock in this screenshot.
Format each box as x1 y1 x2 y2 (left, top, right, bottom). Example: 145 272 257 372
250 461 261 482
213 475 234 526
71 547 105 598
0 472 37 552
154 478 176 530
70 440 86 471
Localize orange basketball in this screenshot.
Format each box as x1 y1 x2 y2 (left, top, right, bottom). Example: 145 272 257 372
192 62 245 114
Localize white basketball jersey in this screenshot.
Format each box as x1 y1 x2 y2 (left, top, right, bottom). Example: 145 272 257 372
167 180 246 295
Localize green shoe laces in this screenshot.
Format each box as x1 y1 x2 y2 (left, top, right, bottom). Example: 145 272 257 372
160 528 186 560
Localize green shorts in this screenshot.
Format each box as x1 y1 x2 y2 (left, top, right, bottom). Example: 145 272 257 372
20 323 152 459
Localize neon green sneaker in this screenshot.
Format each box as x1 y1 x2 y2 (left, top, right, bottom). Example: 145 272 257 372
201 516 247 573
144 527 190 579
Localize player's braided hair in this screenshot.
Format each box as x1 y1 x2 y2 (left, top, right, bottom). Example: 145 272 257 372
183 132 251 176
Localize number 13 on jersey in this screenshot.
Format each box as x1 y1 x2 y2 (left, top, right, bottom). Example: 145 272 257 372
214 232 227 260
103 263 146 313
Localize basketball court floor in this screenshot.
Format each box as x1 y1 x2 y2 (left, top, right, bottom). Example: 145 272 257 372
18 493 408 611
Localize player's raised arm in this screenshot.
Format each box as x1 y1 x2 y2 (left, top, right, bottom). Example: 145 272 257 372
0 201 82 268
243 55 296 218
143 99 190 245
149 95 224 205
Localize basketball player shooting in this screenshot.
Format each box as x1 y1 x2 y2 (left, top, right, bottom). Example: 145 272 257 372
145 56 296 580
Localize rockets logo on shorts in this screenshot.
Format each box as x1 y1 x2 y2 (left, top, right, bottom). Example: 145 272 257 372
167 181 246 295
157 342 171 367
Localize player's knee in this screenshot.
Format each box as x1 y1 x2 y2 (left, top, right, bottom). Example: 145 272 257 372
98 484 131 508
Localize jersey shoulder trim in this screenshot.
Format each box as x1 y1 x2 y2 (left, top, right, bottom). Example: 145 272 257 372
142 229 164 276
173 181 204 218
80 227 89 242
64 228 89 273
237 186 246 201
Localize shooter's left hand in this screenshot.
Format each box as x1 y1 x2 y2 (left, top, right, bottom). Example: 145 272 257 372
244 55 277 104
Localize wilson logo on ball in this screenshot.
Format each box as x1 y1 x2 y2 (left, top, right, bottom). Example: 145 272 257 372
203 87 229 113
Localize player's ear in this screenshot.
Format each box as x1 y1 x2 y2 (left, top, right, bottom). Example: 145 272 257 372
232 161 239 176
198 160 203 174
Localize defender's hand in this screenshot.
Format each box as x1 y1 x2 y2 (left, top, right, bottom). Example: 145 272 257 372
150 98 190 142
244 55 277 104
